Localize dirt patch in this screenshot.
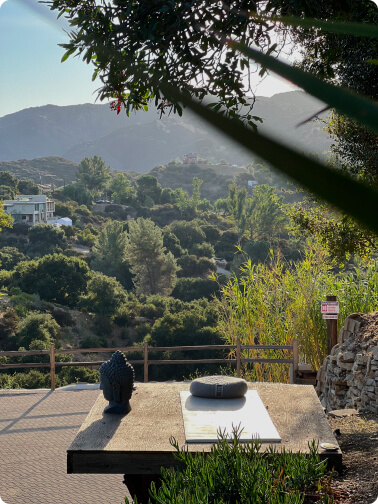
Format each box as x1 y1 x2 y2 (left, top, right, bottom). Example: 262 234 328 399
357 311 378 343
327 412 378 503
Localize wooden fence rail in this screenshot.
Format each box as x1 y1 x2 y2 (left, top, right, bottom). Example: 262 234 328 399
0 339 298 390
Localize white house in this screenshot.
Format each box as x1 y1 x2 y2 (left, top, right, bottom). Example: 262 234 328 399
3 195 55 226
53 217 73 228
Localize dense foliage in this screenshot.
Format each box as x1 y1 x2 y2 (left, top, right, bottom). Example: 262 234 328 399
143 432 333 504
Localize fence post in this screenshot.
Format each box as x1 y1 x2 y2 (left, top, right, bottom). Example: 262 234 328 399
290 339 298 384
50 343 56 391
144 341 148 383
326 294 338 354
236 339 241 378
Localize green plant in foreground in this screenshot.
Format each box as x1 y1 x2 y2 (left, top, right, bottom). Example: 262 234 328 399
131 429 333 504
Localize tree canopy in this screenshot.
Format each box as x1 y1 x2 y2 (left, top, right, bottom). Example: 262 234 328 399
126 218 178 296
48 0 299 126
75 156 111 193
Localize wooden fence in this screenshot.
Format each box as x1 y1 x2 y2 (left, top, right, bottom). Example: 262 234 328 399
0 339 298 390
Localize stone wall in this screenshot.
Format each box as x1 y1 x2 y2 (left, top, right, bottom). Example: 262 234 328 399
316 313 378 413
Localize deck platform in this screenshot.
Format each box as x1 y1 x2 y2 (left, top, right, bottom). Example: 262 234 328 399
68 381 342 476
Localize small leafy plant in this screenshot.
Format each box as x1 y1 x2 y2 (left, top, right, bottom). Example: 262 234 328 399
129 429 334 503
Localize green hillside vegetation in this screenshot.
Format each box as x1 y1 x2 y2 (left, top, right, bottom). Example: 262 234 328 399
0 157 79 187
0 159 377 389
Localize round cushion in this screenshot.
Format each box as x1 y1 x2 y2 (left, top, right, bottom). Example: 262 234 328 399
190 375 248 399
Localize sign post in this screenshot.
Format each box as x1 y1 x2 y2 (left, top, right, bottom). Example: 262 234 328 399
322 295 338 354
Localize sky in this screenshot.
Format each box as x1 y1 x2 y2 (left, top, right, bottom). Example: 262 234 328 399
0 0 361 119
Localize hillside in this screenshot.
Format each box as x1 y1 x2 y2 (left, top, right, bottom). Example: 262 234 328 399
0 157 78 186
0 91 331 173
150 162 248 202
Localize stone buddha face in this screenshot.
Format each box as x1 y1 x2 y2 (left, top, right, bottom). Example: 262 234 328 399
100 351 134 414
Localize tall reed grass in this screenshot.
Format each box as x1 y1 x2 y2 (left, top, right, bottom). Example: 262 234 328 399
216 243 378 382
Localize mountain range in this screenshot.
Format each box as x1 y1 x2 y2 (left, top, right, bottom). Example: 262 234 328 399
0 91 331 173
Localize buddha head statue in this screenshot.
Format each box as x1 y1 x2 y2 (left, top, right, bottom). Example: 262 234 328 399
100 350 135 414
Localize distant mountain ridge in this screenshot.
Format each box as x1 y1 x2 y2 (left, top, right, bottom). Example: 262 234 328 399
0 91 331 172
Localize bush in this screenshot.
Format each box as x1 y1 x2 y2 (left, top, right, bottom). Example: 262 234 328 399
200 224 221 243
145 433 331 504
17 312 60 349
177 255 216 278
113 306 131 326
79 334 106 349
0 247 28 270
57 366 100 385
215 229 239 261
171 277 219 302
168 221 206 249
0 269 12 287
0 369 51 389
10 292 36 317
0 307 18 344
190 242 215 258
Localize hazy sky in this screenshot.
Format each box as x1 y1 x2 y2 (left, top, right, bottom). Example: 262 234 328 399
0 0 340 119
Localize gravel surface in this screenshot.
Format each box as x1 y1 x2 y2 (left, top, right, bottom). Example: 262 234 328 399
327 412 378 503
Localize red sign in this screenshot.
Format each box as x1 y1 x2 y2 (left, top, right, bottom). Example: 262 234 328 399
322 314 338 320
321 301 339 314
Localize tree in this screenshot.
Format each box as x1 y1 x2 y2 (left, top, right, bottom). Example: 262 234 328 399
135 175 162 206
48 0 286 126
80 272 128 319
0 185 16 200
168 221 206 250
12 254 90 306
0 247 28 270
246 185 286 241
228 184 247 244
0 172 18 194
0 202 13 231
18 179 39 195
214 198 230 215
286 2 378 257
190 177 203 211
28 224 67 247
17 313 60 349
109 173 135 204
126 218 178 296
91 220 131 287
62 184 93 206
289 202 378 260
48 0 378 249
75 156 111 193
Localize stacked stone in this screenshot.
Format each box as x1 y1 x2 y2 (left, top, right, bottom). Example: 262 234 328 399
316 314 378 413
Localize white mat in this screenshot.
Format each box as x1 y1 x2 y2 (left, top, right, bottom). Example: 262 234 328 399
180 390 281 443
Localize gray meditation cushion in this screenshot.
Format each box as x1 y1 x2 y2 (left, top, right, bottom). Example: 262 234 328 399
190 375 248 399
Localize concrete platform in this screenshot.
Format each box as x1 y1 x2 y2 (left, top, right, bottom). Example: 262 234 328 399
68 382 342 476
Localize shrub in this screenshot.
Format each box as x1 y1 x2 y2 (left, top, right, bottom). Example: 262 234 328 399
171 277 219 302
0 307 18 343
10 292 36 317
113 306 131 326
0 370 51 389
57 366 100 385
79 334 106 349
190 242 215 258
177 255 216 278
0 269 12 287
17 312 60 349
145 432 332 504
0 247 28 270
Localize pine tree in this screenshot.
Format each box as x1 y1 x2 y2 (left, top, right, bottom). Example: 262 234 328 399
126 218 178 296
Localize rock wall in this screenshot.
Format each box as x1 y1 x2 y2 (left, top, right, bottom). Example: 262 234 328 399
316 313 378 413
